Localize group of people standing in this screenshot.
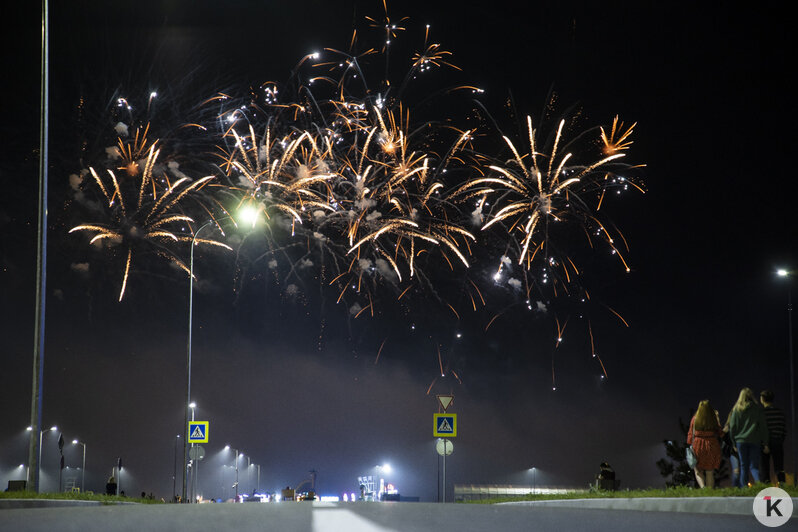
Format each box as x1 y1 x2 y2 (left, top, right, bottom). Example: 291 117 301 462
687 387 786 489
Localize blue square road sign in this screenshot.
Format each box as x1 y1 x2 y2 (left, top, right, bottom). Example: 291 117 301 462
433 413 457 437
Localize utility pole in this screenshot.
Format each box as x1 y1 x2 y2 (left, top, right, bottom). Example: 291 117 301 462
28 0 49 493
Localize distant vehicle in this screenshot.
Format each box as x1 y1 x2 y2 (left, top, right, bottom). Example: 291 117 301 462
297 490 316 501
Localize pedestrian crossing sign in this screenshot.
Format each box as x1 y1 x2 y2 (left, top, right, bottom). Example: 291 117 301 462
188 421 209 443
433 413 457 437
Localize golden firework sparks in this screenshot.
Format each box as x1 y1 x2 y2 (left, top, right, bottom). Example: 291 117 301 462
70 135 229 300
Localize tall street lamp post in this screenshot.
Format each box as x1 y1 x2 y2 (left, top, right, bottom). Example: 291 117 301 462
188 402 197 502
116 458 123 496
221 465 233 500
183 218 218 503
182 209 257 503
777 268 795 484
173 434 180 501
72 439 86 493
235 450 241 501
28 425 57 491
246 456 251 495
225 446 240 501
28 0 50 497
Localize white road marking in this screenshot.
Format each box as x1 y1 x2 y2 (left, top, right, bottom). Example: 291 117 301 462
312 502 399 532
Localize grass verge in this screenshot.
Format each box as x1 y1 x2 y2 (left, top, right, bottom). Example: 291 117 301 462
465 484 798 504
0 490 163 504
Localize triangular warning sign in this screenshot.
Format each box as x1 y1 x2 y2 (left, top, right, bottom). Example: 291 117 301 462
438 418 453 433
191 426 205 439
437 395 454 411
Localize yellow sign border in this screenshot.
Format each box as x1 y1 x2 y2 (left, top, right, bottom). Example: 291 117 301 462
188 421 209 443
433 413 457 437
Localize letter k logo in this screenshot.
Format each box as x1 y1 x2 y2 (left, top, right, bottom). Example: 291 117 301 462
754 487 792 526
765 496 783 517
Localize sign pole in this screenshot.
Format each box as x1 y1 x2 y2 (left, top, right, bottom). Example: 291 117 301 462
433 396 456 504
442 444 446 503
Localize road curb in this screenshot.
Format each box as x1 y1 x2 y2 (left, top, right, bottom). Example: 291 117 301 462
500 496 798 516
0 499 138 509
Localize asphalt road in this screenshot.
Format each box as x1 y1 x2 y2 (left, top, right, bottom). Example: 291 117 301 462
0 500 789 532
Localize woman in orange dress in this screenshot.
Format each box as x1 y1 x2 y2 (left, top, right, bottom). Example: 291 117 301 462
687 400 723 488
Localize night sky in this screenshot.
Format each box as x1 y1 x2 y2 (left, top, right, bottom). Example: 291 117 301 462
0 1 794 502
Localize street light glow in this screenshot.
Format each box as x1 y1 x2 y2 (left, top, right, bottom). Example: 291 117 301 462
777 268 789 277
238 205 260 228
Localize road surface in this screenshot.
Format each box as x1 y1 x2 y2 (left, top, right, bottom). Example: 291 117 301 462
1 499 789 531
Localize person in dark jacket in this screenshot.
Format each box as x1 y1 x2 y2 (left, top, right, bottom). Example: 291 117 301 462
106 475 117 496
760 389 787 484
728 387 769 487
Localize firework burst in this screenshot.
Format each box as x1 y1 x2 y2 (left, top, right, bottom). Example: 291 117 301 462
200 21 482 316
322 105 476 297
65 5 646 387
454 113 643 290
69 126 230 300
450 108 644 384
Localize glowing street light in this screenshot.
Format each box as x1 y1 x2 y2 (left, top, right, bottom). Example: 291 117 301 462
27 425 57 491
72 439 86 493
238 204 260 230
375 463 392 500
183 211 254 503
182 217 215 504
776 268 795 484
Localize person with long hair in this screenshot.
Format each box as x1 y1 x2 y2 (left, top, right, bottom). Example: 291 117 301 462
728 387 769 487
687 400 723 488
